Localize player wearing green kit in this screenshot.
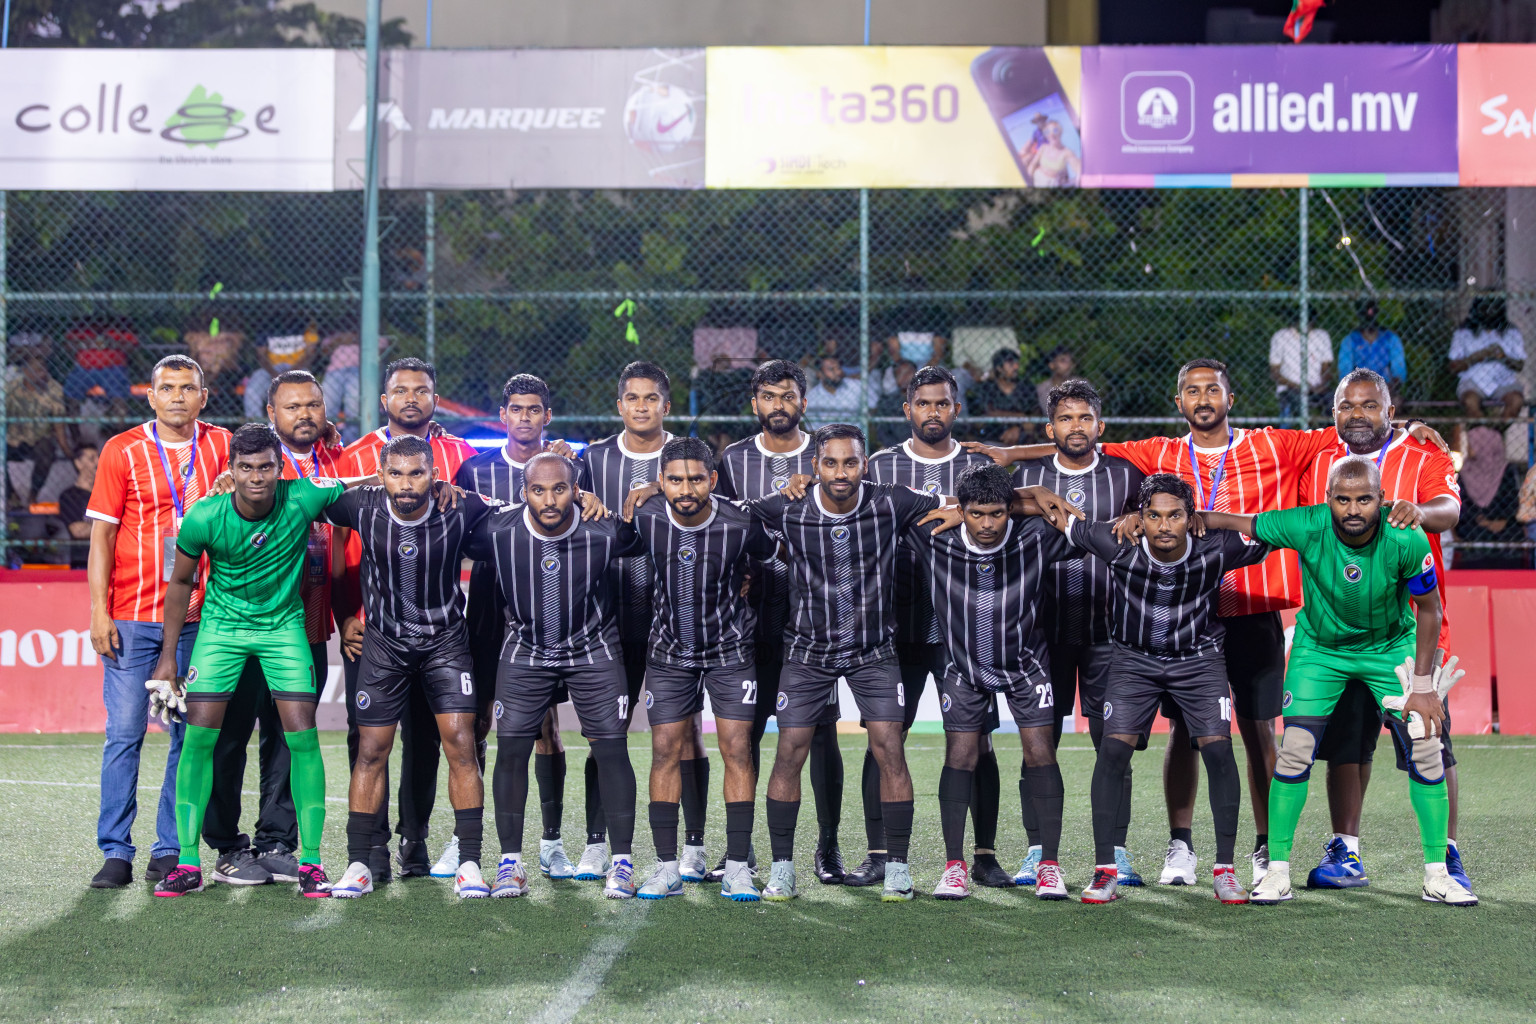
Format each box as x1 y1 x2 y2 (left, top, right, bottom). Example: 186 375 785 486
151 424 350 898
1200 455 1475 907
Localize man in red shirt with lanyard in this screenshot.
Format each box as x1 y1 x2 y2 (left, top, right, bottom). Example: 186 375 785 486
335 357 474 880
1298 368 1471 896
198 369 348 886
84 355 231 889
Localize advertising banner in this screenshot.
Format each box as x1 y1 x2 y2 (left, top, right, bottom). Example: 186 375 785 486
0 49 335 191
1080 45 1459 187
1457 44 1536 186
333 49 704 190
704 46 1082 189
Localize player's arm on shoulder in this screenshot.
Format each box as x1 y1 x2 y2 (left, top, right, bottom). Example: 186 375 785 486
1066 518 1126 560
1029 515 1080 563
321 486 363 529
959 440 1054 468
1098 437 1163 475
895 485 945 531
1245 506 1309 551
744 516 780 559
1201 510 1259 537
741 494 786 528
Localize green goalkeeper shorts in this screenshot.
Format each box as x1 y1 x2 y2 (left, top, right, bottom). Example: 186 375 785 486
184 626 318 703
1281 642 1414 719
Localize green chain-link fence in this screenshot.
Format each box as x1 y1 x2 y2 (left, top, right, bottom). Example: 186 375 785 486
4 185 1534 566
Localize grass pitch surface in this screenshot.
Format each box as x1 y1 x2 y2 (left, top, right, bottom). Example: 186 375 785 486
1 732 1532 1023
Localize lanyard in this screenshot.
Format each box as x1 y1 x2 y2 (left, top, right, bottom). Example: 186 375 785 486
1187 428 1234 512
152 422 199 520
282 443 315 480
1373 434 1394 469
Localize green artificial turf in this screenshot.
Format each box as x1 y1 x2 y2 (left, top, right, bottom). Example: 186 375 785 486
1 732 1532 1023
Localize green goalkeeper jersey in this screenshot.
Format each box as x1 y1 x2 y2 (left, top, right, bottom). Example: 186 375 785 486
1252 503 1438 655
175 477 345 633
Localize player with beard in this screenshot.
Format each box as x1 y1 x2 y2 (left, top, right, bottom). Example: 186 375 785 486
326 437 498 899
1013 380 1145 888
1297 369 1467 895
864 366 1008 890
713 360 846 885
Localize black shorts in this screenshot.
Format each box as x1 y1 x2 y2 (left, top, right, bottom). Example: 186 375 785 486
1317 677 1384 765
621 641 648 708
894 642 948 732
1105 644 1232 747
1389 697 1458 772
939 674 1050 733
1220 611 1286 721
755 643 840 728
1048 640 1114 721
495 658 630 741
354 627 477 727
645 661 759 725
778 658 905 729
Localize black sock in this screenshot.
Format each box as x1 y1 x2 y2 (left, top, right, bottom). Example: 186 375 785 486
1092 737 1136 864
766 797 800 862
679 757 708 846
1254 832 1269 852
1024 763 1066 863
1019 777 1042 847
454 807 484 866
493 736 535 856
881 800 915 864
584 754 605 844
649 800 680 862
347 810 376 867
938 767 973 863
861 749 885 853
970 748 1000 853
590 739 636 857
725 801 754 862
1171 826 1194 849
1092 718 1133 850
535 750 566 841
809 722 844 848
1199 739 1240 865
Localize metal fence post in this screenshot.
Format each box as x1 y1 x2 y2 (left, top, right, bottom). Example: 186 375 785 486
0 189 8 555
859 188 871 438
359 0 383 434
1298 186 1310 430
425 190 436 365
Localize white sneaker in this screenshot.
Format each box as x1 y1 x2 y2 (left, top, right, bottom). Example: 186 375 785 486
881 861 915 902
679 844 709 883
1422 863 1478 907
637 860 683 900
331 861 373 898
1158 839 1198 885
455 861 490 898
604 856 637 899
1250 860 1294 904
762 861 798 901
1013 845 1043 885
575 842 610 881
1035 860 1069 901
491 855 528 898
932 860 969 900
1081 865 1120 904
540 838 576 879
719 860 760 902
1250 842 1269 889
1213 865 1249 904
431 835 461 878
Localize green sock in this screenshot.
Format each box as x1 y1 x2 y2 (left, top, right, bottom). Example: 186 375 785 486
285 727 327 865
1409 779 1450 864
174 724 220 869
1266 777 1310 864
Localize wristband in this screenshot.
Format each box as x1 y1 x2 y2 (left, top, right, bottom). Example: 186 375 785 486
1411 672 1435 694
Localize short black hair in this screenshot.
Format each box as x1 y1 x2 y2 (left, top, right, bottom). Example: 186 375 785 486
618 361 671 402
956 465 1015 509
229 423 282 464
1046 378 1103 419
813 423 866 458
660 436 716 475
906 364 958 404
524 451 578 486
153 354 205 388
1335 367 1389 402
383 357 436 389
1046 345 1074 361
1137 473 1195 517
267 369 320 408
750 359 807 399
991 347 1021 370
381 434 433 467
502 374 551 408
1176 358 1231 392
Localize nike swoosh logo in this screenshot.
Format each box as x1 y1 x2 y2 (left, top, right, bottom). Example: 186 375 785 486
657 113 689 133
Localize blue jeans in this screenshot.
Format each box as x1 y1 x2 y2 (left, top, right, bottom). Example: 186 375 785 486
97 619 197 862
65 365 133 401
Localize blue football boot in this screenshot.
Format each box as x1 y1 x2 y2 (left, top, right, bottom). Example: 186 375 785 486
1305 837 1369 889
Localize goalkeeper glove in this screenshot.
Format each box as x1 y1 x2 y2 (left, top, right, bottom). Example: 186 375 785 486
145 677 187 726
1383 653 1463 739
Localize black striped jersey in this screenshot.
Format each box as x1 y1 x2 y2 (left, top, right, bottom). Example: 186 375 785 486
465 504 644 667
323 489 497 641
455 445 534 649
578 432 674 643
744 482 943 667
1066 519 1271 660
714 431 816 642
1015 453 1145 647
905 516 1077 693
867 439 999 645
620 496 778 668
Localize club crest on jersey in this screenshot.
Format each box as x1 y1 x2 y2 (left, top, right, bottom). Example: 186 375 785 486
493 700 504 720
678 548 697 565
398 541 418 558
1103 700 1113 719
775 692 788 711
772 476 789 491
941 692 952 713
1066 486 1086 506
830 526 850 541
644 690 654 709
356 690 371 710
187 667 198 683
1282 691 1293 709
1344 563 1362 583
541 556 561 572
921 481 942 495
978 562 995 576
250 531 268 548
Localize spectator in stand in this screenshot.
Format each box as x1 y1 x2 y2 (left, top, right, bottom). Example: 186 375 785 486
1454 425 1528 569
57 443 99 567
805 353 866 422
184 324 247 421
972 348 1035 445
1034 345 1077 416
320 331 387 443
1337 299 1407 402
1269 322 1334 422
872 359 918 449
1518 460 1536 558
244 327 319 423
6 351 74 505
1449 297 1526 420
63 322 136 423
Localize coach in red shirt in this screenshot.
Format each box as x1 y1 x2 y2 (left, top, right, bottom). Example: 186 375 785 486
85 355 231 889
